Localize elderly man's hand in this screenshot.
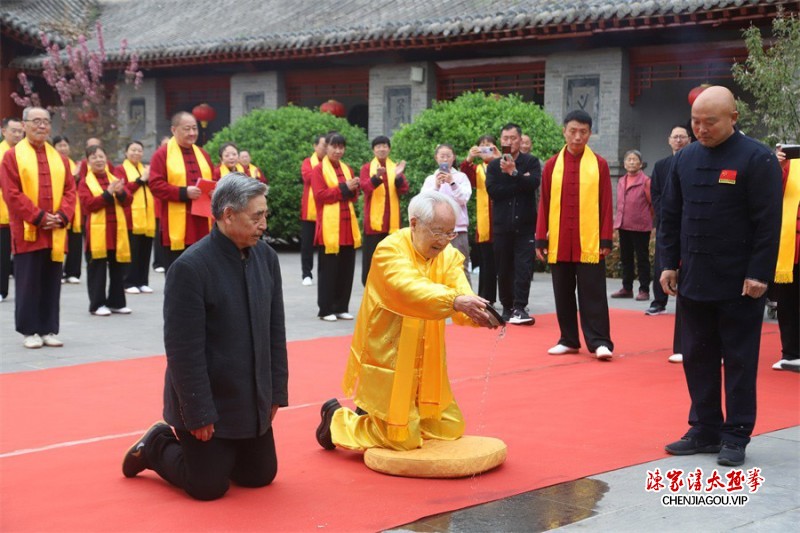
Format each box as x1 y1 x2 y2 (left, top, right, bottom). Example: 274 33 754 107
454 295 495 328
742 278 768 299
186 185 201 200
661 269 678 296
190 423 214 442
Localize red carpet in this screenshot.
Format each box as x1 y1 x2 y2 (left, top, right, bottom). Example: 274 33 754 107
1 310 797 532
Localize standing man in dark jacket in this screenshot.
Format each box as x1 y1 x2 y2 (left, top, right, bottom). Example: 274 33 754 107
122 173 289 501
660 86 781 467
486 123 541 325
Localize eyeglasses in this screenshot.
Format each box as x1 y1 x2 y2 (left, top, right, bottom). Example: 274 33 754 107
421 224 458 241
669 135 689 140
25 118 51 127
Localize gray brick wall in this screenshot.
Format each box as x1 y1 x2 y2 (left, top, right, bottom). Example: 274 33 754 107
230 72 285 122
368 62 435 140
117 78 159 154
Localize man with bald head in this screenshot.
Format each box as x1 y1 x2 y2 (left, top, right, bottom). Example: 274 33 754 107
148 111 214 270
658 86 781 466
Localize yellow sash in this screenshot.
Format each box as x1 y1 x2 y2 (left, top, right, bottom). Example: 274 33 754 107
245 164 261 180
475 162 491 243
548 146 600 264
84 170 131 262
305 153 319 221
165 137 212 250
368 157 400 233
15 138 67 262
0 140 9 225
122 159 155 237
219 163 244 177
776 160 800 283
320 156 362 254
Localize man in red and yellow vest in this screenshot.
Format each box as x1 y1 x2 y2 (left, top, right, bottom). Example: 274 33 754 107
772 146 800 372
0 107 76 349
359 135 408 285
148 111 214 271
535 110 614 361
299 134 327 285
0 117 25 302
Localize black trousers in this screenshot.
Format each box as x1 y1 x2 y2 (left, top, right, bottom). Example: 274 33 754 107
300 220 316 279
13 249 63 335
493 231 535 311
152 219 167 269
679 294 766 446
618 229 651 292
550 260 613 352
651 224 668 307
317 245 355 317
124 233 153 288
147 427 277 501
63 230 83 279
774 263 799 360
0 226 11 298
86 250 126 312
361 232 387 286
475 241 497 304
673 294 683 354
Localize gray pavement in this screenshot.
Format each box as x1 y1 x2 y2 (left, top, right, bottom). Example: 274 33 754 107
1 249 797 531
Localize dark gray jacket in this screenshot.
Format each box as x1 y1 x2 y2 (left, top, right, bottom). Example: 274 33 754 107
163 227 288 439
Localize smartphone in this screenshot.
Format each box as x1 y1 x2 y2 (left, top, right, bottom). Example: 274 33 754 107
438 162 449 172
501 145 511 155
780 144 800 159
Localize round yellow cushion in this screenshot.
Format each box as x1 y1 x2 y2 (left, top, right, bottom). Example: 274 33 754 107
363 435 507 478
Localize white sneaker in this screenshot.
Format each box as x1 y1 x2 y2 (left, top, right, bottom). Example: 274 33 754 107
42 334 64 347
110 307 132 314
93 306 112 316
668 353 683 364
302 277 313 286
125 287 141 294
67 276 80 284
548 344 579 355
595 346 613 361
139 285 154 294
335 312 354 320
154 266 166 273
0 294 4 302
772 359 789 370
780 359 800 372
320 314 337 322
23 334 43 349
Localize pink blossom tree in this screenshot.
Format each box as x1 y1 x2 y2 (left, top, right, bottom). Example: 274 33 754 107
11 22 143 158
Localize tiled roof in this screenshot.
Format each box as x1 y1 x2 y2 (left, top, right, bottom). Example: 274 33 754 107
0 0 98 47
4 0 793 69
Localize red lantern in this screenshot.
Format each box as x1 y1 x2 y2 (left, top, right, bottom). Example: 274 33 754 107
77 109 98 123
320 99 346 117
192 103 216 128
688 84 711 106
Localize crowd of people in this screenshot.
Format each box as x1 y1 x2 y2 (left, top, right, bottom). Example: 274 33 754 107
1 86 798 499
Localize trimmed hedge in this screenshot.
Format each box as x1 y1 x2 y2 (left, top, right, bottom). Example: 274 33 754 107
204 106 371 242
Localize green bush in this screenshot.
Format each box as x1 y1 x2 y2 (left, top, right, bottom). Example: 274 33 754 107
391 92 565 230
205 106 371 242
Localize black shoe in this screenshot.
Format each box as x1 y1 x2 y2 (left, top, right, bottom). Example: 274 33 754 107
508 308 534 326
645 304 667 316
316 398 341 450
717 442 746 466
664 436 721 456
122 421 172 478
501 308 513 323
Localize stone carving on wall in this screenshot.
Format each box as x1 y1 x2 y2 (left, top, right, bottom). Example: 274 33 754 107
565 76 600 133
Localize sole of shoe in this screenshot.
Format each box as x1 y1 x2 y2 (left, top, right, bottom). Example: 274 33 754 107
665 443 722 456
548 347 579 355
717 455 745 467
645 309 667 316
316 399 340 450
596 353 613 361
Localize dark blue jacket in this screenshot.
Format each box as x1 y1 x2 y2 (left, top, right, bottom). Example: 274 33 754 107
163 227 288 438
658 131 782 301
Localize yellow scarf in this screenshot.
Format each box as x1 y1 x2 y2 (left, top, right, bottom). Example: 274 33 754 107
122 159 155 237
66 159 82 233
15 138 67 262
320 156 361 254
548 146 600 263
219 163 244 177
305 153 319 221
84 169 131 262
776 160 800 283
0 140 9 225
368 157 400 233
165 137 212 250
245 164 261 180
475 162 491 243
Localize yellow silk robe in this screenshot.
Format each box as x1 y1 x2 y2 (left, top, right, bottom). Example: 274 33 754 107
341 227 474 441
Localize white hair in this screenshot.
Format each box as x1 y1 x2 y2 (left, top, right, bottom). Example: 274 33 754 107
22 107 49 121
211 172 267 219
407 190 459 224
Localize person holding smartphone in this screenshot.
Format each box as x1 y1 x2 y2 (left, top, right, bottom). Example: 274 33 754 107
486 123 542 326
421 144 472 282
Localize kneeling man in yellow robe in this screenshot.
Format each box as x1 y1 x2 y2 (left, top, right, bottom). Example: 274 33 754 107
316 190 497 452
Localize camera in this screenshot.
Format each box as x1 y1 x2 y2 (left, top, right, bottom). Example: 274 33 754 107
479 146 493 155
